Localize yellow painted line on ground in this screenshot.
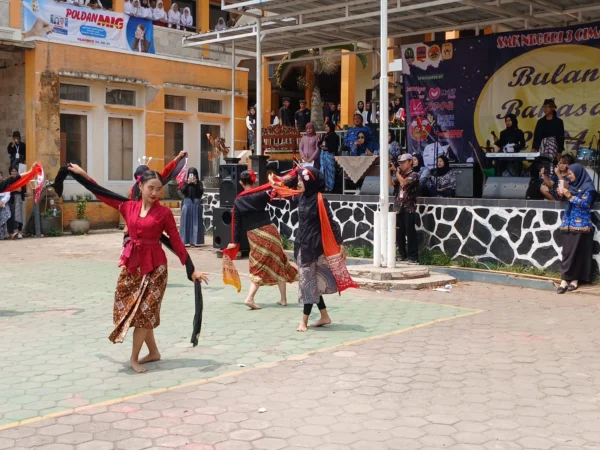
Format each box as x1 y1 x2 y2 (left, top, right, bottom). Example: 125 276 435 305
0 307 484 432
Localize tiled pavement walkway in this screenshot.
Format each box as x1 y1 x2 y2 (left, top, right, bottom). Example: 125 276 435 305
1 232 599 450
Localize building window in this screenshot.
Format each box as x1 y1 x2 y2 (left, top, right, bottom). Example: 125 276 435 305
60 114 88 170
165 95 186 111
108 118 134 181
106 89 136 106
60 84 90 102
198 99 223 114
165 122 184 163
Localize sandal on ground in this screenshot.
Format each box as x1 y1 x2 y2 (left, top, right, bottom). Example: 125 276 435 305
556 286 567 294
568 284 578 292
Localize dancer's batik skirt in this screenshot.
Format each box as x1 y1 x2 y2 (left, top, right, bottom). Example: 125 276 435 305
247 224 298 286
297 252 338 305
110 264 168 343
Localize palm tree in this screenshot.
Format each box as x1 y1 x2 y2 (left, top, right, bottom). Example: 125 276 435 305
274 45 368 130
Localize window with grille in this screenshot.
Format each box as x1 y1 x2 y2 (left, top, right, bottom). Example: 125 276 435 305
106 89 136 106
198 99 223 114
60 84 90 102
165 95 186 111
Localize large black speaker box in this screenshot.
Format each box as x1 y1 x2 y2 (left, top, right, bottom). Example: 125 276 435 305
359 176 394 196
219 164 246 206
483 177 531 199
212 207 249 251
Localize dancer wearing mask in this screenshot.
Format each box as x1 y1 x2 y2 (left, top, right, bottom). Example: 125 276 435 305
274 167 352 332
179 167 204 247
66 164 208 373
226 170 298 310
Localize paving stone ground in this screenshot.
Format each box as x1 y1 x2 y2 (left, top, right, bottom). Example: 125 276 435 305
1 232 600 450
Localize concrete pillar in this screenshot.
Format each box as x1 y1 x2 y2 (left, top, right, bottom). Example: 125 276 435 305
340 51 356 127
113 0 124 13
261 57 271 128
144 88 166 172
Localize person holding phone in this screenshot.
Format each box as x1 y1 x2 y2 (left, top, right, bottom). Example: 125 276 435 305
179 167 204 247
540 153 573 201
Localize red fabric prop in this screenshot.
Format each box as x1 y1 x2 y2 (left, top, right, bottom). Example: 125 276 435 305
2 163 43 195
222 253 242 292
176 157 188 188
34 165 45 203
317 193 359 294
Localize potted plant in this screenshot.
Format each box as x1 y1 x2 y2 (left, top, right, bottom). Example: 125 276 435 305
40 208 61 235
69 195 91 235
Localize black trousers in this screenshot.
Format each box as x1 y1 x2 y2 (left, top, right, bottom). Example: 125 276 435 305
396 209 418 261
303 297 326 315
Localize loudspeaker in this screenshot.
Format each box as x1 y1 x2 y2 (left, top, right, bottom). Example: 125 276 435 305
450 164 474 198
219 164 246 206
359 176 394 196
212 206 249 251
483 177 530 199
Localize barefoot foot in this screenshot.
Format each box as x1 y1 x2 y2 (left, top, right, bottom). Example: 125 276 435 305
138 352 161 364
244 301 262 310
276 300 288 306
130 359 148 373
312 317 332 328
297 321 308 332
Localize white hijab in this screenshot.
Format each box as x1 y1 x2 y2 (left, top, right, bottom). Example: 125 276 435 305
124 0 135 15
168 4 181 27
133 0 143 17
181 7 193 26
153 0 166 20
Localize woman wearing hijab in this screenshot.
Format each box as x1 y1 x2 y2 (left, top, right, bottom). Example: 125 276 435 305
226 170 298 310
124 0 135 15
215 17 227 31
246 106 257 152
0 187 10 240
66 164 208 373
168 3 181 29
494 114 525 153
556 163 597 294
132 0 143 17
320 122 340 192
140 0 153 18
153 0 167 22
179 167 204 247
388 129 402 166
355 101 367 124
412 154 431 194
332 103 341 130
181 7 194 30
283 167 347 332
299 122 320 169
428 155 456 197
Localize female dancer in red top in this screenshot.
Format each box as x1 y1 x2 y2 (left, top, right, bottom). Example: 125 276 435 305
68 163 208 373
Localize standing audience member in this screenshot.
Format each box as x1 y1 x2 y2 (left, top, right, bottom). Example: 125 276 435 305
332 103 341 130
533 98 565 180
365 102 376 125
133 0 143 16
388 129 402 165
153 0 167 21
168 3 181 29
279 97 294 127
7 131 25 169
295 100 311 132
246 106 257 152
355 101 367 124
0 172 11 240
179 168 204 247
320 122 339 192
556 163 597 294
324 102 335 127
215 17 227 31
270 110 280 126
180 7 194 30
393 154 419 264
140 0 153 18
125 0 135 15
540 154 573 201
6 166 25 239
428 155 456 197
299 123 320 169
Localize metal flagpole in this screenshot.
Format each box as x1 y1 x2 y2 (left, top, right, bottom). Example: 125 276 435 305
255 21 262 156
378 0 391 268
231 41 236 155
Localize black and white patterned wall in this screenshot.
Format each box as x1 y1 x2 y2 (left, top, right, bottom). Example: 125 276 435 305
202 191 600 272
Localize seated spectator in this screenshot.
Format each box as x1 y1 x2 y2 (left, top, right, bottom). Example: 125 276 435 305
428 155 456 197
412 153 431 194
168 3 181 29
215 17 227 31
153 0 167 21
124 0 135 15
343 114 375 156
181 7 194 30
541 153 573 201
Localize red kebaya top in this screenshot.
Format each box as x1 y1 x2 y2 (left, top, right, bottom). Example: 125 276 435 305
96 191 188 276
